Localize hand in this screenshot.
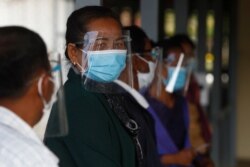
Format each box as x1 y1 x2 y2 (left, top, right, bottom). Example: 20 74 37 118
176 148 196 166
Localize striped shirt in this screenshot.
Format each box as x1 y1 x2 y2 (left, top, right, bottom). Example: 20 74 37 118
0 106 58 167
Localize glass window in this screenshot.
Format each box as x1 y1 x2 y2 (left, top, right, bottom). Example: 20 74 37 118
164 9 176 37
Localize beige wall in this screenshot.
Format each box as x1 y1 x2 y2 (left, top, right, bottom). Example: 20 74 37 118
237 0 250 160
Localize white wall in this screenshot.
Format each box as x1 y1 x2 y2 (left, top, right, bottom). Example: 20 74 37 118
0 0 74 139
0 0 74 52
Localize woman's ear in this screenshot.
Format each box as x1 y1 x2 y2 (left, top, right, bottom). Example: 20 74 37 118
67 43 80 64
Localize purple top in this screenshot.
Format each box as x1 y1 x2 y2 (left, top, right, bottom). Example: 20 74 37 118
142 90 191 156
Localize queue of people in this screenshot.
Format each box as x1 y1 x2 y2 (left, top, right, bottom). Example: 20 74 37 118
0 5 213 167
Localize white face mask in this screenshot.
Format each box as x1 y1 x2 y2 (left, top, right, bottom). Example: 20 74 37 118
37 75 56 112
135 54 156 89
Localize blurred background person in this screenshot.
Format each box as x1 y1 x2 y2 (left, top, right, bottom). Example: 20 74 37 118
117 25 163 167
141 39 196 167
123 25 197 167
123 25 155 91
169 34 213 167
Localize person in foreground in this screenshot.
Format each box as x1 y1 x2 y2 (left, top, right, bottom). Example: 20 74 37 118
0 26 58 167
44 6 137 167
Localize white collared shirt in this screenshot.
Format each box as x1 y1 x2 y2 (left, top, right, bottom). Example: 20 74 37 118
114 80 149 109
0 106 59 167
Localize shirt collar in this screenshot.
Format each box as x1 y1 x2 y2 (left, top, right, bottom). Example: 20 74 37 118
114 80 149 109
0 106 41 144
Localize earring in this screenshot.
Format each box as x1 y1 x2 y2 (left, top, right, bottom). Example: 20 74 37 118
72 61 76 66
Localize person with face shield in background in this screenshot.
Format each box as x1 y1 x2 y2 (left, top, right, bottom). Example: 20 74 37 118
112 25 164 167
0 26 60 167
169 34 213 167
122 25 156 91
44 6 140 167
140 39 197 167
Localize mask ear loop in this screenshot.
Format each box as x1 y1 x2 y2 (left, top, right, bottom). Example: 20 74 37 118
134 53 149 63
37 74 48 110
72 49 88 73
74 62 85 73
134 53 151 76
134 53 156 69
67 43 87 73
38 74 56 111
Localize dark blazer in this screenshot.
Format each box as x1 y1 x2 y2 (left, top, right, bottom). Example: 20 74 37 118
104 88 162 167
120 93 162 167
44 68 136 167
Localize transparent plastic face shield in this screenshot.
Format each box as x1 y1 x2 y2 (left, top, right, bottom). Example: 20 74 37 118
163 52 188 94
183 56 198 96
44 53 68 138
77 30 132 93
149 47 164 97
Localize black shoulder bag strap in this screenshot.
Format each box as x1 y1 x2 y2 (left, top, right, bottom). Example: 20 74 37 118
104 94 143 167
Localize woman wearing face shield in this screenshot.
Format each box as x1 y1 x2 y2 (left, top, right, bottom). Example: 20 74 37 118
123 25 156 91
44 6 137 167
122 27 195 167
140 39 196 167
111 25 163 167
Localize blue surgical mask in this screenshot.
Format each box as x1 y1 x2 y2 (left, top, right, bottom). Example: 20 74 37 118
85 49 127 82
164 67 187 91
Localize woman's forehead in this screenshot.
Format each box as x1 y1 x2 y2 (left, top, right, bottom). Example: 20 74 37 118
86 18 122 37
